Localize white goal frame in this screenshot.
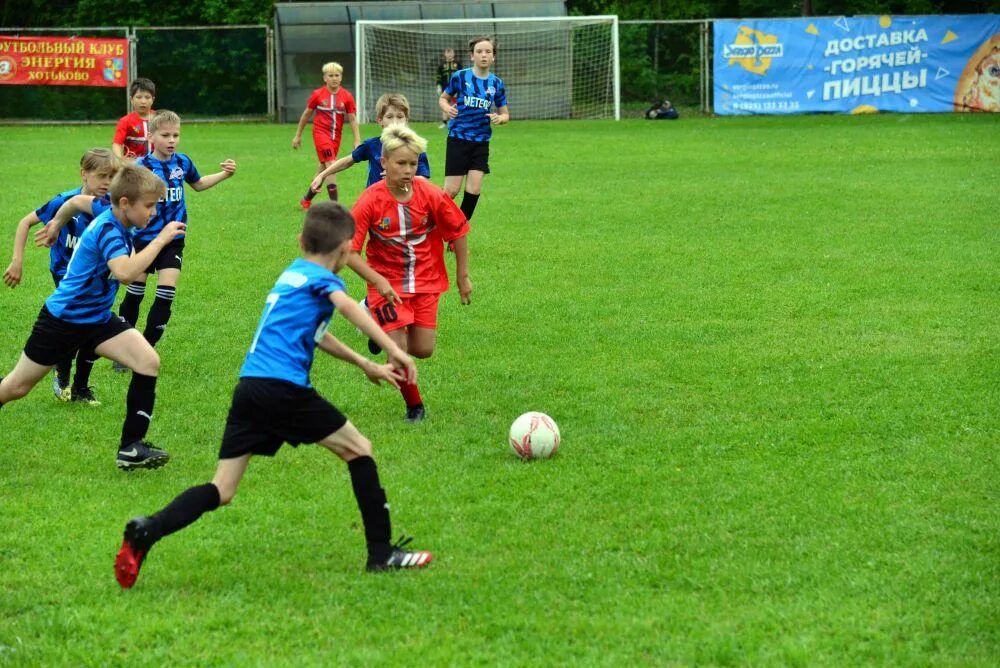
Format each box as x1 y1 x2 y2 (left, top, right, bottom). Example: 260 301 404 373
355 15 620 123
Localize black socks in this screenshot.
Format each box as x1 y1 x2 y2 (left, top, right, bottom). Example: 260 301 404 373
120 372 157 447
348 456 392 562
143 286 175 347
460 191 480 221
152 483 222 540
119 282 146 326
71 347 96 392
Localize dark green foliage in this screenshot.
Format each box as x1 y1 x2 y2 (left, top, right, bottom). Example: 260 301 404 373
134 28 268 118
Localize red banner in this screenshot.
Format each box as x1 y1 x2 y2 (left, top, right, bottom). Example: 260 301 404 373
0 36 128 87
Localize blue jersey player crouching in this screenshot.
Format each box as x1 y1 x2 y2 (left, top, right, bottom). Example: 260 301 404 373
0 165 186 470
114 202 433 589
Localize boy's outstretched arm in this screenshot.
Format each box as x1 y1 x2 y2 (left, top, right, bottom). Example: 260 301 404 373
33 195 97 248
190 160 237 192
330 291 417 385
311 155 355 192
4 211 43 288
451 235 472 305
316 330 403 388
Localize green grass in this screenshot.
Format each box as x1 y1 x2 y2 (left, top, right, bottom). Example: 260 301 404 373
0 113 998 666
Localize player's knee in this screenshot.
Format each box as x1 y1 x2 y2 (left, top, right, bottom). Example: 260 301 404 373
133 349 160 376
348 434 373 459
444 185 460 199
4 378 34 400
409 344 434 359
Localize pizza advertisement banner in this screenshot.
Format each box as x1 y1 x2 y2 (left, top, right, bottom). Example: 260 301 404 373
0 36 128 88
714 15 1000 115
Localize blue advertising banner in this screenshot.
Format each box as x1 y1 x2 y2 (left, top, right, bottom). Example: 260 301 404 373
714 15 1000 114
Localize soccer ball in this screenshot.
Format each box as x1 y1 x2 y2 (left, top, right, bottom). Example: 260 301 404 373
508 412 561 460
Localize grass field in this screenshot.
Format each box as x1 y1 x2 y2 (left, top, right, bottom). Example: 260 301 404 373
0 113 998 666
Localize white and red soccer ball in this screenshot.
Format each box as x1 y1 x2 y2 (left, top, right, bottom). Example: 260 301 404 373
508 411 560 460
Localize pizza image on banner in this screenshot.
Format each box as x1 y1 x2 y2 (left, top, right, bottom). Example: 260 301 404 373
954 33 1000 111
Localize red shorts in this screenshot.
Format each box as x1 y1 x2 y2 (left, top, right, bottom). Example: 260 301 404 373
367 292 441 332
313 135 341 164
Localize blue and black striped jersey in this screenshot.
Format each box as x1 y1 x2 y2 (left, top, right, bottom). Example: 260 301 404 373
34 187 109 278
134 152 201 243
44 208 132 324
443 68 507 143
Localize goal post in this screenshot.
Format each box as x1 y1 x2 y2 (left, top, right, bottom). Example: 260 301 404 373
355 16 619 123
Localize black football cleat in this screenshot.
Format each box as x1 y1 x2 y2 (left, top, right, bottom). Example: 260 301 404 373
404 404 426 423
116 441 170 471
366 536 433 572
115 516 159 588
70 386 101 406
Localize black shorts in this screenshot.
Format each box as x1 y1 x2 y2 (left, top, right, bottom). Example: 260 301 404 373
135 237 184 273
445 136 490 176
218 377 348 459
23 306 132 366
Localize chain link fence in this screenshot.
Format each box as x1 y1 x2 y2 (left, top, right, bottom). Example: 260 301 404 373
619 20 711 117
1 19 713 122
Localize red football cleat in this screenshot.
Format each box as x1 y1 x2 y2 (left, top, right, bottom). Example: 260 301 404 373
115 516 157 588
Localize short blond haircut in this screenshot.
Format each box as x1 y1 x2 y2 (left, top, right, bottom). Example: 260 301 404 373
149 109 181 134
110 164 166 204
322 62 343 75
80 147 120 176
375 93 410 121
380 124 427 157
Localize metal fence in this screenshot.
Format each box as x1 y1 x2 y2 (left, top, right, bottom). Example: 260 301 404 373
0 19 714 123
0 25 275 123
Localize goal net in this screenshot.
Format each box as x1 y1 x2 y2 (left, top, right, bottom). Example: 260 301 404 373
355 16 619 123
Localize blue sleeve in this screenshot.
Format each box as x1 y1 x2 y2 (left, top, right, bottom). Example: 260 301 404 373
184 155 202 184
444 70 460 97
309 273 346 300
35 195 66 224
495 78 507 108
96 223 129 262
92 199 112 216
352 141 372 163
417 153 431 178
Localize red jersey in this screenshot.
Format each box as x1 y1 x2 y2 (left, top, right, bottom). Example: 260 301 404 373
113 111 154 158
307 86 356 142
352 177 470 295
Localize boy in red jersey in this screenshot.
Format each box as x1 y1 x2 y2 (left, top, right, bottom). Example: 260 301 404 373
112 78 156 159
349 126 472 422
292 62 361 209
